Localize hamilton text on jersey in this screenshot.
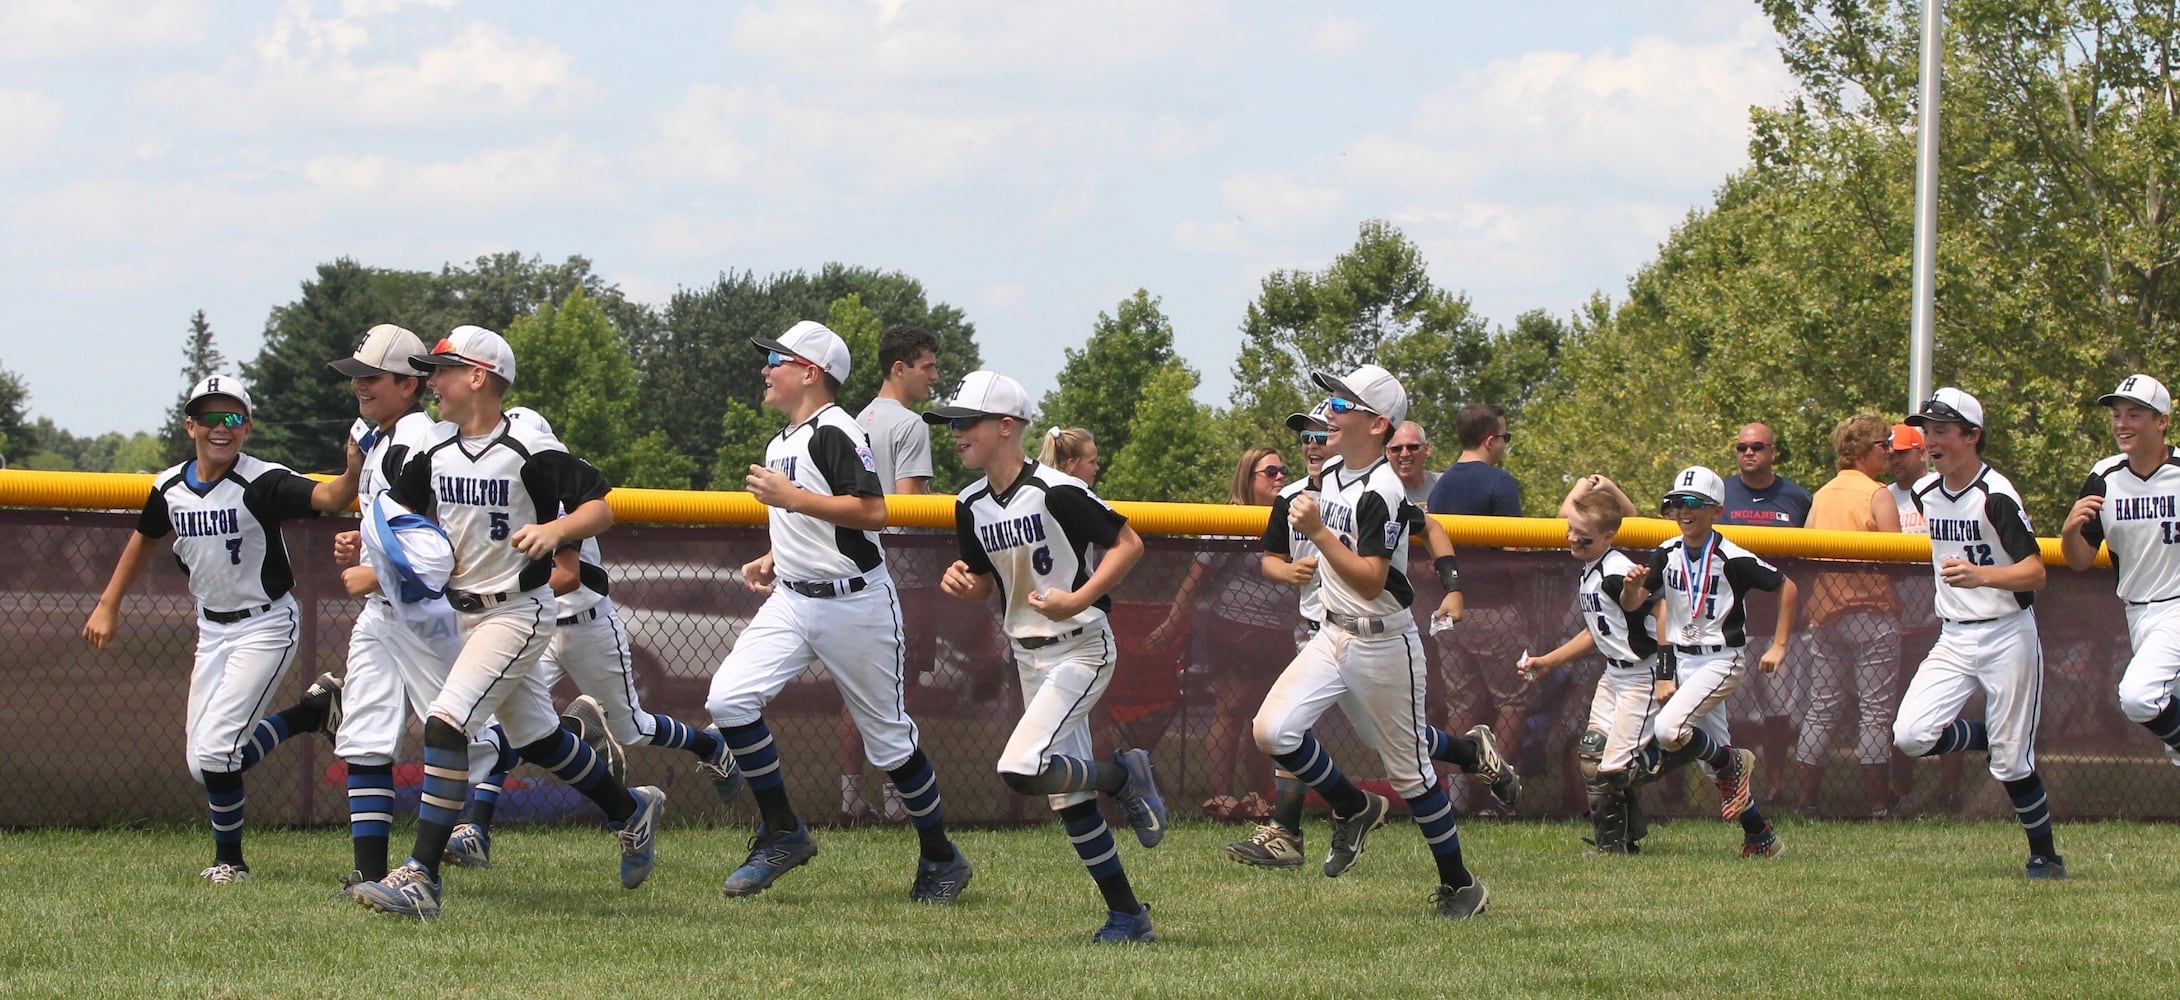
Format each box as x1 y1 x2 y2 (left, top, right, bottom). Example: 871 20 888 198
976 512 1049 552
171 507 240 538
1928 518 1985 542
2111 495 2179 521
437 476 510 507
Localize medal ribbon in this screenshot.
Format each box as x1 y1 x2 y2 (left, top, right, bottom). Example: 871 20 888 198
1680 533 1718 635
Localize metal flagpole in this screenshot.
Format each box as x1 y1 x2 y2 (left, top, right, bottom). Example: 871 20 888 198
1908 0 1943 410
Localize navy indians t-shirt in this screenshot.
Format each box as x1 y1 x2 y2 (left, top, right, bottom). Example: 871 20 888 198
1427 461 1521 516
1721 475 1812 528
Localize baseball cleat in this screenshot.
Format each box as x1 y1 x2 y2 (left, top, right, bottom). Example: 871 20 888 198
615 785 665 889
1466 725 1522 808
1716 747 1757 821
2026 854 2069 880
563 696 626 786
1741 822 1786 859
908 848 974 905
1225 823 1304 869
1432 879 1490 919
352 860 442 918
696 727 745 805
722 821 819 897
332 869 369 901
1323 791 1390 878
443 823 492 869
1112 748 1168 849
198 862 250 886
304 672 344 738
1091 903 1156 944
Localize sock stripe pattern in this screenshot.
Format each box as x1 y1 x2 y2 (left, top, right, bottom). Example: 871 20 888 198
205 773 245 844
1273 732 1345 791
236 716 293 771
1041 755 1097 794
889 751 944 827
1407 786 1462 853
347 765 395 840
2148 702 2180 748
1930 719 1990 756
646 713 698 751
2005 774 2054 841
534 731 609 794
725 723 784 790
419 746 468 828
1062 808 1123 878
1681 728 1729 769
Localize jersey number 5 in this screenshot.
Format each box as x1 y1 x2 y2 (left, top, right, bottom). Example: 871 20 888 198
489 512 510 541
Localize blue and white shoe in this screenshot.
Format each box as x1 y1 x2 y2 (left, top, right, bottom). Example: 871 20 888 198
909 848 973 905
696 727 745 805
2026 854 2069 880
563 695 626 787
615 785 665 889
444 822 492 869
1112 748 1168 849
352 859 442 919
722 821 819 897
1091 903 1155 944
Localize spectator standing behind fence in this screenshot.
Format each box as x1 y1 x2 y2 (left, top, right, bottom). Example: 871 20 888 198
1791 415 1904 818
1721 422 1810 800
1150 448 1295 820
2062 375 2180 769
1426 404 1518 516
1043 427 1102 488
1389 421 1438 506
1427 404 1533 800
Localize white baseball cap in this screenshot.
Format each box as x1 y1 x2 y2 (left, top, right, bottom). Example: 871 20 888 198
752 320 851 384
1906 387 1984 428
922 370 1032 424
504 406 553 434
2099 374 2172 416
1662 465 1726 508
1310 364 1408 427
185 374 253 418
414 325 517 386
1286 399 1332 432
329 324 429 377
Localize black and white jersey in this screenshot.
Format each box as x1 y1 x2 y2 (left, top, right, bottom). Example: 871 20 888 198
390 415 610 596
352 411 437 577
1646 530 1785 647
765 403 885 583
1581 549 1658 663
1311 456 1425 620
1910 465 2040 621
2078 448 2180 603
955 461 1128 639
138 453 320 612
1262 457 1338 624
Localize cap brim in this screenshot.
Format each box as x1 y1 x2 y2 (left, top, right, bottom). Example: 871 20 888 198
329 356 417 377
1902 412 1963 428
412 352 475 368
1310 372 1362 403
922 405 1012 424
2098 391 2168 413
750 336 793 356
1285 412 1327 432
187 393 251 417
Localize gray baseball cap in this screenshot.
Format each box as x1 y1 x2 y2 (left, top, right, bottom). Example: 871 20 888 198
330 324 429 377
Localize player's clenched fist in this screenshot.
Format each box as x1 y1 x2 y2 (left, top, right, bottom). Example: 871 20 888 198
1027 586 1088 621
939 559 982 598
508 521 564 560
1287 492 1324 536
745 464 797 509
1277 555 1318 585
2063 495 2104 536
741 551 776 596
341 565 380 598
80 605 119 650
332 529 361 565
1757 644 1787 675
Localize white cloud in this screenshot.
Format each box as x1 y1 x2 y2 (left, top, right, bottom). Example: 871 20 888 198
137 10 595 131
1217 171 1347 231
637 211 803 260
7 178 323 249
1146 114 1224 164
0 89 64 170
0 0 211 59
302 135 615 215
977 282 1026 314
1305 15 1365 59
727 0 1229 81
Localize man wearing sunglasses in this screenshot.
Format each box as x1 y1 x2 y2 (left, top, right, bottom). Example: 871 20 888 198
1892 387 2063 879
1426 403 1518 518
1387 421 1438 506
1721 423 1812 803
82 375 361 886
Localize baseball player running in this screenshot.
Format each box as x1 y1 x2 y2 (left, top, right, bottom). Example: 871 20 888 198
1250 364 1490 920
1620 466 1794 859
707 321 967 902
350 326 665 917
1229 400 1516 870
932 369 1167 941
81 375 360 884
2063 375 2180 772
1518 476 1667 855
1893 388 2062 879
440 407 743 868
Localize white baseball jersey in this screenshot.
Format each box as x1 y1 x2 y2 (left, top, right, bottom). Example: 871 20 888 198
1580 549 1660 664
1311 456 1425 620
1889 482 1928 535
764 403 886 583
855 396 933 490
390 415 610 596
2076 447 2180 603
138 454 321 612
1910 465 2040 622
351 412 439 575
955 461 1128 639
1262 457 1339 623
1646 531 1786 647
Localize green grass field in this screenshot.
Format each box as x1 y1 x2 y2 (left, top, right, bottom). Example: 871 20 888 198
3 818 2174 999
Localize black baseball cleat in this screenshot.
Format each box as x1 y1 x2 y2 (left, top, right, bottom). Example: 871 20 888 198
304 672 344 738
1432 879 1490 919
908 848 973 904
1466 725 1522 808
1323 791 1389 877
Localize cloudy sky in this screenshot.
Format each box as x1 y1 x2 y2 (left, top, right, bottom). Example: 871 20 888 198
0 0 1795 439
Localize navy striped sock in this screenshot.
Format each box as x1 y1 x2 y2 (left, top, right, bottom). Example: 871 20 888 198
887 749 954 863
462 734 520 827
346 762 395 881
1928 719 1989 756
646 713 713 757
411 719 469 877
1272 731 1367 816
724 719 798 834
2002 773 2056 856
1406 785 1471 889
1681 728 1731 770
1740 804 1769 837
1426 727 1481 771
204 770 245 866
235 714 296 771
2145 702 2180 750
518 729 636 822
1059 800 1138 915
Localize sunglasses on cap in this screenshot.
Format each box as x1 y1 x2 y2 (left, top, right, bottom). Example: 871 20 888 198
193 411 246 428
765 351 821 371
1660 494 1714 511
1917 398 1973 424
1325 397 1377 416
428 339 494 370
1255 465 1288 479
945 415 997 431
1298 431 1328 445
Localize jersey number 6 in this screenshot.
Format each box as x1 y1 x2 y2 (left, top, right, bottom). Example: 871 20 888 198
1032 545 1054 574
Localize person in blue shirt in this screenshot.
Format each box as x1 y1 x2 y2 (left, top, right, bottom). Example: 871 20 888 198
1426 403 1520 517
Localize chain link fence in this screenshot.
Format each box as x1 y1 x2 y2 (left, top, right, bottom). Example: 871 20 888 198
4 509 2175 829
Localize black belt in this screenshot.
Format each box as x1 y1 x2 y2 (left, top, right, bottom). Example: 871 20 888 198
784 577 868 599
1606 658 1639 670
204 604 273 624
557 607 600 627
1017 628 1085 650
1305 620 1322 634
1325 611 1406 636
448 590 514 614
1946 617 1999 626
2126 594 2180 607
1675 643 1732 655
